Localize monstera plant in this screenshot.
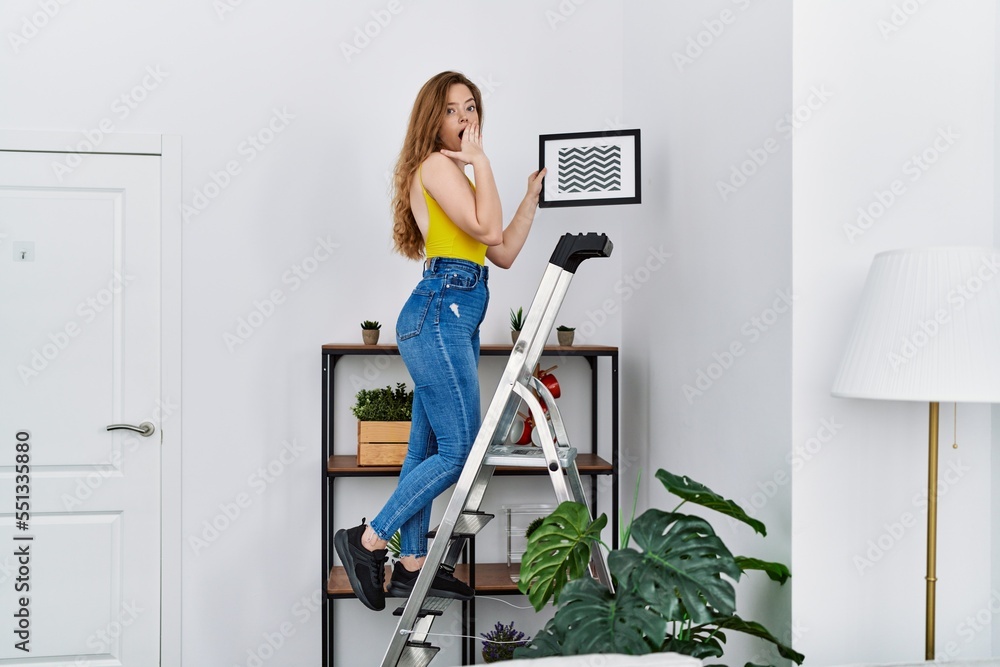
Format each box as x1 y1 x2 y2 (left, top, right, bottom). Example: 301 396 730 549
514 469 804 666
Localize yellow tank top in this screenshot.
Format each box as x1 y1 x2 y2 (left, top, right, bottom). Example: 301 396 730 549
420 165 487 265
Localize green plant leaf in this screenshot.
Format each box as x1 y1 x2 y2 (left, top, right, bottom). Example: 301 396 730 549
512 618 563 659
609 510 740 625
663 635 725 660
524 516 545 540
620 469 642 549
351 383 413 421
656 469 767 536
710 615 805 665
686 624 726 647
546 577 663 655
517 501 606 610
735 556 790 585
387 531 401 559
509 306 524 331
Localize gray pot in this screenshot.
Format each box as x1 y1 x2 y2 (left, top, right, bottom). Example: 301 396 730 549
362 329 380 345
557 330 574 346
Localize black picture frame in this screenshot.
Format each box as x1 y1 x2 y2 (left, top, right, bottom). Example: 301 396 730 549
538 129 641 208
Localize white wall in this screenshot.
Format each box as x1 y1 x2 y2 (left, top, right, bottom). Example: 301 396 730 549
994 3 1000 656
624 1 999 665
1 1 624 665
793 1 996 664
623 1 793 665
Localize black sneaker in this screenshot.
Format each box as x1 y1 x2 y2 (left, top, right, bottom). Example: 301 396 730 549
387 560 475 600
334 519 388 611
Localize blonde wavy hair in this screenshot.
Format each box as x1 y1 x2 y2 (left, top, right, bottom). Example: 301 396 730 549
391 71 484 260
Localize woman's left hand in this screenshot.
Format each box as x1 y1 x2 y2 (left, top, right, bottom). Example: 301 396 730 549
526 168 546 204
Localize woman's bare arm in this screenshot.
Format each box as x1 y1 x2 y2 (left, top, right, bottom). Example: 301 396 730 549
486 169 546 269
424 124 503 245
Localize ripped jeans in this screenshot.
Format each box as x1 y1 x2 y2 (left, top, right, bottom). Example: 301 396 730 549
369 257 489 558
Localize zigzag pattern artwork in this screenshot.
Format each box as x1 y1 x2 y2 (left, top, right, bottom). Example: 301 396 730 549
557 145 622 193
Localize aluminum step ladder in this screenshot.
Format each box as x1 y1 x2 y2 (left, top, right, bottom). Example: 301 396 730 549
381 233 615 667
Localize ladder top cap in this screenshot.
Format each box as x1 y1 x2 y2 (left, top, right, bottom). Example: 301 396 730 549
549 233 613 273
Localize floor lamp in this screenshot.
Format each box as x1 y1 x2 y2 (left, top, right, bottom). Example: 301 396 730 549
831 246 1000 660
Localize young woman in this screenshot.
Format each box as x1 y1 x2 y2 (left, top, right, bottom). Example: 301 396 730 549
334 71 545 611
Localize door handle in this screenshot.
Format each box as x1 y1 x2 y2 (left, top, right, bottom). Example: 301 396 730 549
106 421 156 437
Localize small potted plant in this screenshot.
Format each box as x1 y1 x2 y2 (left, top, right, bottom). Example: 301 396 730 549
509 307 524 344
352 383 413 466
556 325 575 347
360 320 381 345
480 620 530 663
524 517 545 539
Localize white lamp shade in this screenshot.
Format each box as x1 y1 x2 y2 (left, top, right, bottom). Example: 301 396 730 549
832 246 1000 402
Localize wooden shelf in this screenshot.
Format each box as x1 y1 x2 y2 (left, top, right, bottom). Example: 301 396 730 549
327 564 393 598
328 453 612 476
454 562 522 594
327 563 520 598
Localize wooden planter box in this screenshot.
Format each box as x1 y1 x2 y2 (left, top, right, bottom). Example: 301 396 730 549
357 421 410 466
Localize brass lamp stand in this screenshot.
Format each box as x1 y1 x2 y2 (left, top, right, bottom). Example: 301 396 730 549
924 402 939 660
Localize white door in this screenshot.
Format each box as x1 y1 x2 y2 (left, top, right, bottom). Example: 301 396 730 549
0 150 161 665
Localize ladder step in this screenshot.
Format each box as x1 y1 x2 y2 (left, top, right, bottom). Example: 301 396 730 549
427 511 494 538
454 511 493 536
397 642 440 667
391 596 453 617
485 444 577 469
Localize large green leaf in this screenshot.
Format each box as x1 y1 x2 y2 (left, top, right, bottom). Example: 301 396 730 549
512 618 563 659
663 635 724 660
546 577 664 655
735 556 791 584
610 510 740 625
517 501 607 610
656 469 767 536
710 615 805 665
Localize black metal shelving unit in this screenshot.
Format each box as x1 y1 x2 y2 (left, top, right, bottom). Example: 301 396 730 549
321 343 619 666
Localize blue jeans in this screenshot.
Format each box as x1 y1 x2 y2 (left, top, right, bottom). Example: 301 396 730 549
370 257 489 558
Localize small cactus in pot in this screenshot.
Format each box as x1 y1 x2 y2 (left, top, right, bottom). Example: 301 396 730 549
361 320 381 345
556 325 575 346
